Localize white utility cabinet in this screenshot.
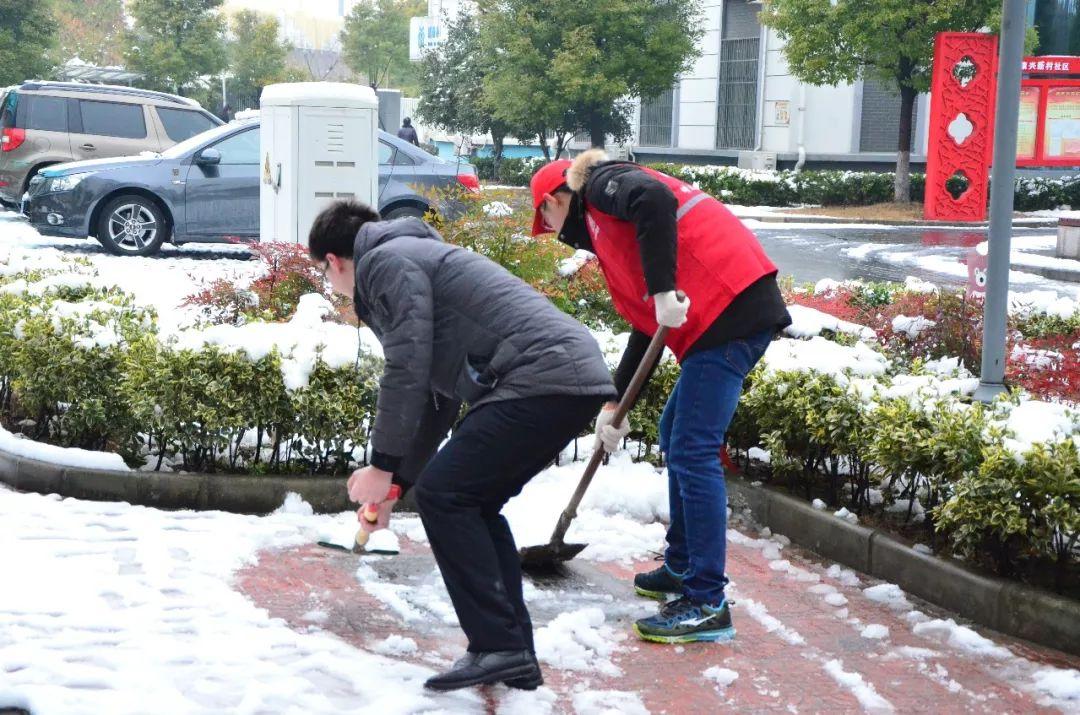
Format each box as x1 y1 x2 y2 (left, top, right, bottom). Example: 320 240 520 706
260 82 379 245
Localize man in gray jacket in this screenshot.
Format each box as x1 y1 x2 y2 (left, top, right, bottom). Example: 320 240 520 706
308 201 616 692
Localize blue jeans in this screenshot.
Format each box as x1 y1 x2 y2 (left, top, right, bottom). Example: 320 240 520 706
659 330 773 606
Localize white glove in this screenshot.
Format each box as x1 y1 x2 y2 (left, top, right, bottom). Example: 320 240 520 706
594 405 630 453
654 290 690 328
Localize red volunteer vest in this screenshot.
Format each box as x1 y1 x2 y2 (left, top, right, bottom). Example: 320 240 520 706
584 168 777 361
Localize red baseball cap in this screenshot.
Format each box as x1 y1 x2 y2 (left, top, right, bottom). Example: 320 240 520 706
529 160 572 236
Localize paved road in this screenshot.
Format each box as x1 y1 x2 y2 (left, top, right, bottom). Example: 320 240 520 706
755 224 1078 295
5 209 1076 297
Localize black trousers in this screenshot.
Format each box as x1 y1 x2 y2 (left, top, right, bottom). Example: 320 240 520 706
412 394 603 653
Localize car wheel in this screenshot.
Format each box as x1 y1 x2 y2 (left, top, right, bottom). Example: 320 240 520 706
96 195 170 256
382 205 429 220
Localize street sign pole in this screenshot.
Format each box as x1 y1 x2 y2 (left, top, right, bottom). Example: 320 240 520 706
975 0 1029 403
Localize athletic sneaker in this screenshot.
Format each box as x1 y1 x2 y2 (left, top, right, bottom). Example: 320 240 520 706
633 595 735 644
633 562 685 600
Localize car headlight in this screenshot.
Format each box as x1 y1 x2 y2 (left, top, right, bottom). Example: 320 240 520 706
45 173 90 193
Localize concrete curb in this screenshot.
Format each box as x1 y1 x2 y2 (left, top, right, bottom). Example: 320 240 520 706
0 450 353 515
726 476 1080 658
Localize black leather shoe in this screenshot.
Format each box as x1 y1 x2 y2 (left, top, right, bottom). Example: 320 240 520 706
424 649 542 692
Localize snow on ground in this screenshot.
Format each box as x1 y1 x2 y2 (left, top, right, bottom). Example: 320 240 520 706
823 659 895 712
1010 288 1080 318
0 486 486 714
836 232 1080 296
996 399 1080 455
571 690 650 715
703 666 739 688
891 315 936 339
972 239 1080 275
557 248 596 277
504 451 669 561
0 212 260 334
0 424 129 471
533 608 623 677
482 201 514 218
172 293 383 390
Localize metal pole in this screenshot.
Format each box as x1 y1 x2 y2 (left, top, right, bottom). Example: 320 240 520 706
974 0 1029 403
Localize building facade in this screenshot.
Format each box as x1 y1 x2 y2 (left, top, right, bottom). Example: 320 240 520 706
625 0 930 169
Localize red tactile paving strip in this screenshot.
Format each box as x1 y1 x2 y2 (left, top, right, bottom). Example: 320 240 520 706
235 527 1080 714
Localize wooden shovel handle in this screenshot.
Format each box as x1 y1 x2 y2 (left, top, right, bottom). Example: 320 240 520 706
548 326 669 545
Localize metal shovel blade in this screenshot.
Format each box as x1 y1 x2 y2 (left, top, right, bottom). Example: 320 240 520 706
518 541 588 571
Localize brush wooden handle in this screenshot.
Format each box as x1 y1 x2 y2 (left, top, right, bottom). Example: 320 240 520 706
354 484 402 548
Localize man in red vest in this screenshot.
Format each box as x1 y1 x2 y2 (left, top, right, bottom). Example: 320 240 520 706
531 150 791 644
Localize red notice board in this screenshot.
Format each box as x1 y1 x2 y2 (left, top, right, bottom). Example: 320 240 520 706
1017 79 1080 167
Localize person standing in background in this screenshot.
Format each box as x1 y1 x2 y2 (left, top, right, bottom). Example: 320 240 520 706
397 117 420 146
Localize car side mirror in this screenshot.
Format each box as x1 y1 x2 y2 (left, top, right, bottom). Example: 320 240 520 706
196 148 221 166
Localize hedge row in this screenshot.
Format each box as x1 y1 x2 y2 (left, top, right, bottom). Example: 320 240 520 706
474 155 1080 212
470 156 544 186
619 350 1078 591
0 272 381 475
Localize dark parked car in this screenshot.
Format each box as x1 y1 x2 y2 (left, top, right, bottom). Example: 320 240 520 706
22 119 479 256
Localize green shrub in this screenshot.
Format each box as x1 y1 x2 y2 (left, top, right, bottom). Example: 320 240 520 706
741 370 829 495
934 445 1030 574
470 156 544 186
288 359 380 474
10 296 152 454
932 436 1078 580
0 291 34 412
1019 440 1080 577
123 340 286 472
1014 311 1080 341
726 365 764 464
802 374 872 509
867 398 992 527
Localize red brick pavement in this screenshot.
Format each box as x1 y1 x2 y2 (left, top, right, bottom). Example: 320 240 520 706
235 524 1080 714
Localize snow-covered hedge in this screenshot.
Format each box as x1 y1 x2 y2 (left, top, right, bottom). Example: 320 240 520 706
715 334 1077 585
470 156 544 186
643 165 928 207
0 265 385 474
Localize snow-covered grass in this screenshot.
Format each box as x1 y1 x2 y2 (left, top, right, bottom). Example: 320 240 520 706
0 213 259 335
0 423 129 471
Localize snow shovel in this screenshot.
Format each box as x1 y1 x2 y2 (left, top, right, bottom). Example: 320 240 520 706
519 326 669 571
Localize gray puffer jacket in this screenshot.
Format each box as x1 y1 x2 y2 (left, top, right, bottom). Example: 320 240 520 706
352 218 615 470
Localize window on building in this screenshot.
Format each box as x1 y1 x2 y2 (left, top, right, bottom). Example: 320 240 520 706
1033 0 1080 56
716 0 761 150
639 88 675 147
859 78 919 153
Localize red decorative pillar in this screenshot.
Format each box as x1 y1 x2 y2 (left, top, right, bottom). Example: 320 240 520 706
924 33 1000 222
